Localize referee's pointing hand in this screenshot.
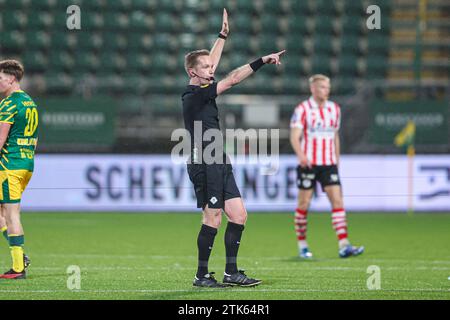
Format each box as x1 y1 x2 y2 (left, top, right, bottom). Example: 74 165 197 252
262 50 286 66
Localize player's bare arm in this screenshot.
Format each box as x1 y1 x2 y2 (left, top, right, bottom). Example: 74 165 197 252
0 123 11 151
290 127 311 168
217 50 286 95
335 132 340 166
210 8 229 73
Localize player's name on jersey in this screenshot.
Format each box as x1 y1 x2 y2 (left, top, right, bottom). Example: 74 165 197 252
21 101 36 107
16 138 38 146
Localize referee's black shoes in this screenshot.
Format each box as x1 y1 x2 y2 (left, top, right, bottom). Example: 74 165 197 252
223 270 262 287
193 272 230 288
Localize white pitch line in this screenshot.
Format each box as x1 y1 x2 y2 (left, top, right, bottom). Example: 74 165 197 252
0 289 449 294
33 254 450 264
17 266 450 271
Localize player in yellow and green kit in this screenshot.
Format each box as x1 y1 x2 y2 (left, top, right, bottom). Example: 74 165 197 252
0 60 37 279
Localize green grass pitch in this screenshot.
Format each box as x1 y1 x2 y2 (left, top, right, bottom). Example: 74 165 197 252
0 212 449 300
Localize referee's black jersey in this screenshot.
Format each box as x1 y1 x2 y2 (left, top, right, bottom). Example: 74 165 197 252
182 82 223 161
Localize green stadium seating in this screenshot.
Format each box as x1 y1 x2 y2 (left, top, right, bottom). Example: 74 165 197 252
285 34 308 55
235 0 259 14
83 13 105 30
234 13 255 34
75 52 100 72
154 12 179 33
365 55 387 78
76 33 103 51
314 16 336 35
27 11 54 30
2 11 28 29
338 55 359 76
340 35 361 55
313 35 335 55
48 52 75 72
126 53 151 73
289 1 314 15
129 11 152 31
311 55 333 76
26 31 51 51
260 15 281 34
23 51 48 72
287 16 310 34
0 0 392 97
0 31 26 52
103 33 128 51
263 0 286 14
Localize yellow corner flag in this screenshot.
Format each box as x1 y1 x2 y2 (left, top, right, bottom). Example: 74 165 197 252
394 120 416 155
394 120 416 214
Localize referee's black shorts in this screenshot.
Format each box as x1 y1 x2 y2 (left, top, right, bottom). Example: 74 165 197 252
187 163 241 210
296 165 341 191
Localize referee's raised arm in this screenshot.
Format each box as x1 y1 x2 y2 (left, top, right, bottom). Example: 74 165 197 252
216 50 286 96
209 8 229 74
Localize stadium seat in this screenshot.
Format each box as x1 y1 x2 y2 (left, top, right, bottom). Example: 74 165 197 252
234 13 255 34
259 15 281 35
152 34 178 53
2 11 28 29
334 77 357 95
311 54 333 76
75 52 101 72
285 34 308 55
48 51 75 73
103 32 129 51
26 31 51 51
287 16 310 34
340 17 363 35
130 0 157 11
44 73 74 95
104 12 130 31
289 1 314 15
154 12 179 33
0 31 26 52
126 52 152 73
338 55 360 76
127 33 152 51
129 11 152 31
229 34 254 55
83 13 105 30
234 0 259 14
314 0 342 16
27 11 54 30
314 16 336 35
365 55 387 78
263 0 287 14
99 52 126 73
340 35 361 55
313 35 335 55
23 51 48 73
367 34 390 54
77 33 103 51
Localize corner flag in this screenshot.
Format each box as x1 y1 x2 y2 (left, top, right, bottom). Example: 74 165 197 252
394 120 416 213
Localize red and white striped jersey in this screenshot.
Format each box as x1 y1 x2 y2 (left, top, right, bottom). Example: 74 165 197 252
290 97 341 166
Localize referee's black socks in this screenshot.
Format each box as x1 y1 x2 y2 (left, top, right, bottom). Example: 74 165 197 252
224 222 245 275
196 224 218 278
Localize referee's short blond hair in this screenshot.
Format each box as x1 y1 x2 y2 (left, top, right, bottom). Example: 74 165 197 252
309 74 330 85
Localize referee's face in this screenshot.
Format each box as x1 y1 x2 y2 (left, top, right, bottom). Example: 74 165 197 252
193 55 214 85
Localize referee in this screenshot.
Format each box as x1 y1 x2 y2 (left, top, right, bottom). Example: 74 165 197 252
181 9 285 287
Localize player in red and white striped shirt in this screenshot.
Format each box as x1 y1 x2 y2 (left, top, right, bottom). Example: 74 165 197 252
290 74 364 258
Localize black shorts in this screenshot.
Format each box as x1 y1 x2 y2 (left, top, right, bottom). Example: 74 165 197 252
296 165 341 191
187 163 241 209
